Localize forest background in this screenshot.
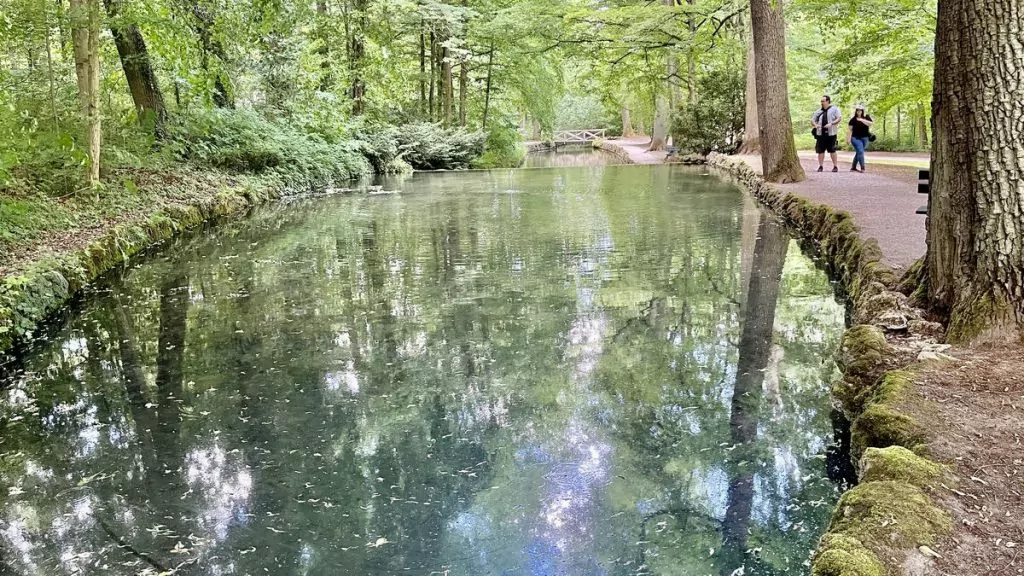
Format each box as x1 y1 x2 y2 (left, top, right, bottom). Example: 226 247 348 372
0 0 934 257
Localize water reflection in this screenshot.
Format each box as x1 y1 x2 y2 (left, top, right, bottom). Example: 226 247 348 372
0 165 845 575
522 145 620 168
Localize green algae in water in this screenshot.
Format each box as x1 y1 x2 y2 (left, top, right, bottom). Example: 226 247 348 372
0 165 847 575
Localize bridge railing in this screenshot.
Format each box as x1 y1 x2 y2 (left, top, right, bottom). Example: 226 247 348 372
550 129 606 142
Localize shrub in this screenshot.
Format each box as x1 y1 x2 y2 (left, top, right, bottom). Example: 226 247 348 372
394 123 486 170
473 122 526 169
670 70 745 155
166 109 371 186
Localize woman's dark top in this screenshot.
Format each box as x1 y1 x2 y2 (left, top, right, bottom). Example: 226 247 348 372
849 115 873 138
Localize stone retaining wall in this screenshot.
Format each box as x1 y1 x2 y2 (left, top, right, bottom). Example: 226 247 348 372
705 153 953 576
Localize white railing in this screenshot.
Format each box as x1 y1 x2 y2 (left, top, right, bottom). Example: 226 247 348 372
551 129 607 142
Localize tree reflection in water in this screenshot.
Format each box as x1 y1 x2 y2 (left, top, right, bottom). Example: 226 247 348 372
0 166 846 575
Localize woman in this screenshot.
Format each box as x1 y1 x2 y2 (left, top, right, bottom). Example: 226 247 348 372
847 104 874 172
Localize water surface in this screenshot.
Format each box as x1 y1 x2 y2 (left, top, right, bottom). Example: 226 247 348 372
0 165 845 575
522 145 619 168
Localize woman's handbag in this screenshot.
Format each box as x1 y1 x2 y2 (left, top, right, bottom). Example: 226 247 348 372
868 133 877 142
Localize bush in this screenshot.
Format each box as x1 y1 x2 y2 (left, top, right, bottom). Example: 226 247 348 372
670 70 745 155
473 122 526 169
166 109 371 186
394 123 486 170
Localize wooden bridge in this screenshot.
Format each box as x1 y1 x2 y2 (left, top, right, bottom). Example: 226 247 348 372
550 129 606 143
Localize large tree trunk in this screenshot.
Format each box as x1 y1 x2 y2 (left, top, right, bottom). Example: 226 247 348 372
103 0 167 137
737 35 760 154
721 215 788 573
71 0 101 186
917 102 929 147
621 105 635 138
648 95 669 151
926 0 1024 343
749 0 804 183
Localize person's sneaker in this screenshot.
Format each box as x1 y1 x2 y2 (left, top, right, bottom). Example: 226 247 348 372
817 166 823 172
850 167 859 172
832 166 838 172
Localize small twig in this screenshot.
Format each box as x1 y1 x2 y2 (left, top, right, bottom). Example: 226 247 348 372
98 517 171 573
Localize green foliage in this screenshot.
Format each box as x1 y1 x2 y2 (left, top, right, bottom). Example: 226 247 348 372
670 70 745 155
395 123 486 171
166 109 371 184
473 120 526 169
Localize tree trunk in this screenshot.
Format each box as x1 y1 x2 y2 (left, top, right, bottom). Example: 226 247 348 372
881 112 887 139
648 94 669 151
45 16 60 130
103 0 167 137
482 45 494 129
316 0 331 91
917 102 929 147
926 0 1024 343
188 1 232 108
71 0 101 186
349 0 368 114
429 32 436 122
687 0 696 105
737 35 760 154
621 105 635 138
459 58 467 127
721 215 788 572
896 104 902 143
419 23 427 117
442 47 453 127
749 0 804 183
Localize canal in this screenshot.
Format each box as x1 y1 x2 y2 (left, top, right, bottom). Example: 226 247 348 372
0 161 847 575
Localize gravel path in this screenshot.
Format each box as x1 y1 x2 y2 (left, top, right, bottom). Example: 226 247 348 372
736 153 927 270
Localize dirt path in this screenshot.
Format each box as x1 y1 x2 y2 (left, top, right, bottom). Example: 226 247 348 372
735 153 926 270
611 137 672 164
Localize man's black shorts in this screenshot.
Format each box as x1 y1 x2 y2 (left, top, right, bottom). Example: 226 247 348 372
815 135 837 154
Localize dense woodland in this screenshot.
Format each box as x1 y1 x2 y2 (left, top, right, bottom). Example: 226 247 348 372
0 0 936 194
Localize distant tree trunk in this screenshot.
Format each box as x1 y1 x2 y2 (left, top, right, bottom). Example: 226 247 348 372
900 109 905 142
749 0 804 183
482 45 494 129
917 102 929 147
103 0 167 137
316 0 331 91
881 112 887 139
459 59 467 127
621 105 635 137
648 94 669 151
442 47 453 126
687 0 696 105
349 0 368 114
57 0 70 59
45 15 60 130
428 32 436 122
926 0 1024 343
188 1 233 108
71 0 101 186
738 35 759 154
721 216 788 573
419 23 427 117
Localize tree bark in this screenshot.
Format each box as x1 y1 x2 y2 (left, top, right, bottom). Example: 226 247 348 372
648 94 669 151
737 34 760 153
71 0 101 186
926 0 1024 343
621 105 635 138
103 0 167 137
917 102 929 147
749 0 804 183
722 215 788 572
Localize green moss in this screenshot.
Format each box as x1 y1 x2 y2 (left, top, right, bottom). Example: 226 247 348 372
811 534 886 576
836 325 889 405
829 480 950 549
859 446 949 488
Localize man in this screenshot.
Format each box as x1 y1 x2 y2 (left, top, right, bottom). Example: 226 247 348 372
812 95 842 172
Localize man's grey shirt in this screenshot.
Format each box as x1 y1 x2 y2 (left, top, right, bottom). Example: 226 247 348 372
813 106 841 137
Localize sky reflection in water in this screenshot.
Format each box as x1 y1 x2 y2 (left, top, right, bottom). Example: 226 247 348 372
0 163 847 575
